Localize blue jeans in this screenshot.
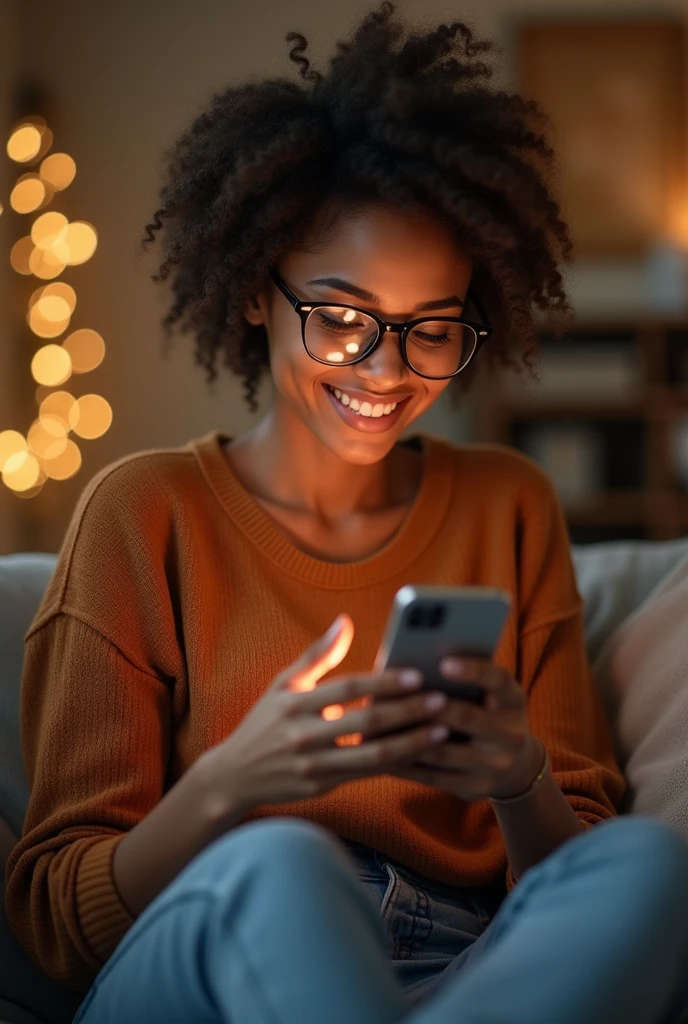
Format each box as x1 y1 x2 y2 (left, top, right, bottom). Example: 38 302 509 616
73 815 688 1024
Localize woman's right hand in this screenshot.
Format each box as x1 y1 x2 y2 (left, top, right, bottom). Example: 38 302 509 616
200 614 450 822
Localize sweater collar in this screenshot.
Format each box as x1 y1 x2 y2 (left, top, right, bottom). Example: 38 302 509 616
188 429 456 589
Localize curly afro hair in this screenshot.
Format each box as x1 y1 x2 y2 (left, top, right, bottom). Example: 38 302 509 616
141 2 573 411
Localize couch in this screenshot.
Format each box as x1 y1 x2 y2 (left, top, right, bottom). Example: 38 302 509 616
2 540 688 1024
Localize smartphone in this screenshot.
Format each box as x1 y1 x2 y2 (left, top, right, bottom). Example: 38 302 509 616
374 585 512 743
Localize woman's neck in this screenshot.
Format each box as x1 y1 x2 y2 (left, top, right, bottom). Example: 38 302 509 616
224 403 421 524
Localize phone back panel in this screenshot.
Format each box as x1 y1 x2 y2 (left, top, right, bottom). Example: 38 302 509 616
375 585 511 688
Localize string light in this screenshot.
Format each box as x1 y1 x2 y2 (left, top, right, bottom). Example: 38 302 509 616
1 113 112 497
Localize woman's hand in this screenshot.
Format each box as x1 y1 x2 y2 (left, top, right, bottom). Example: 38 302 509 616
387 657 543 803
199 614 452 825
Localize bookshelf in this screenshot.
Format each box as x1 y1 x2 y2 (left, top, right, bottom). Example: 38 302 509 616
476 321 688 543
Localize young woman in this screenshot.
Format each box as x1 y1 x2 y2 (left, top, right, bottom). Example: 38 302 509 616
6 6 688 1023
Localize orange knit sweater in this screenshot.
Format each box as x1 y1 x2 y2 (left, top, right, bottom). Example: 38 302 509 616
4 429 625 992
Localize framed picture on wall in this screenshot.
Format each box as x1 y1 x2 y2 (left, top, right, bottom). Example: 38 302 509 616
517 20 687 257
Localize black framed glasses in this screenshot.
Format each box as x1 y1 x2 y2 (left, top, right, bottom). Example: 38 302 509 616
269 269 492 380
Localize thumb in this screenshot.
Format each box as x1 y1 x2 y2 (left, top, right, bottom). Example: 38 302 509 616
283 614 355 693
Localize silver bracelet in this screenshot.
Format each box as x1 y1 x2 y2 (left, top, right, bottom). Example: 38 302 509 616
488 739 550 805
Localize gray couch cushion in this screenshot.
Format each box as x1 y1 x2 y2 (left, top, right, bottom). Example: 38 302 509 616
0 554 58 840
571 537 688 664
0 554 81 1024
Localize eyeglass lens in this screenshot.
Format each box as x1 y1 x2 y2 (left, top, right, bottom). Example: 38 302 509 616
305 306 477 377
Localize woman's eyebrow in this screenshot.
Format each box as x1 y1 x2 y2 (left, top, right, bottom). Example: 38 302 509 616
306 276 464 310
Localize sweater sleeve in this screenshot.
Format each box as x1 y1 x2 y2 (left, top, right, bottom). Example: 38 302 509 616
501 466 626 891
4 612 173 991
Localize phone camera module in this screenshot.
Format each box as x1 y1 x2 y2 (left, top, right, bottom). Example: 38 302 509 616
428 603 445 629
407 603 446 629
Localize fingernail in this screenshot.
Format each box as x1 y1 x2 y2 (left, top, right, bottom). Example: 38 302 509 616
441 658 464 674
425 692 447 710
399 669 423 687
430 725 450 741
326 616 343 639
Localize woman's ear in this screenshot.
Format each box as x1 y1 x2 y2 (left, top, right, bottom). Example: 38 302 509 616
243 291 265 327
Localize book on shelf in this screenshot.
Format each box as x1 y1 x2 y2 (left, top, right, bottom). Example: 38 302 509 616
502 345 644 403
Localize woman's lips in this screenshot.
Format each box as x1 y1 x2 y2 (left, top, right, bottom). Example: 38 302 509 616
322 383 410 433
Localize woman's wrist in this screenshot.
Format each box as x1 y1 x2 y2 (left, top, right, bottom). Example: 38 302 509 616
488 737 548 803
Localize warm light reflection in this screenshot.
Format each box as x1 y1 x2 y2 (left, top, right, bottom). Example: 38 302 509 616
68 394 112 438
10 174 45 214
62 328 105 373
40 152 76 191
7 125 42 163
326 351 345 362
31 345 72 386
345 342 360 354
289 615 355 692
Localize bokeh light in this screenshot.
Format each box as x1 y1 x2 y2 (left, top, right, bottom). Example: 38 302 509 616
9 236 34 275
43 438 82 480
62 328 105 373
3 118 108 498
39 153 76 191
2 450 41 492
39 391 79 432
27 416 69 460
31 345 72 386
29 282 77 314
68 394 112 438
28 294 72 338
28 245 67 279
62 221 97 264
10 174 46 214
7 124 42 163
31 211 67 249
0 430 27 472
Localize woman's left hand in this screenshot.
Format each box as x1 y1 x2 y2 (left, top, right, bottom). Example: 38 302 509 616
388 657 543 802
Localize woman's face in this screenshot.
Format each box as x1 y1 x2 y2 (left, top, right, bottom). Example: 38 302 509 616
244 202 473 465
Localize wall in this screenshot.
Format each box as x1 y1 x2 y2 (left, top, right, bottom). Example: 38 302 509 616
0 0 22 552
4 0 688 552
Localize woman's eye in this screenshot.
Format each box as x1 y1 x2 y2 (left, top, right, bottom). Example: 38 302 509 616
414 331 451 345
319 313 363 331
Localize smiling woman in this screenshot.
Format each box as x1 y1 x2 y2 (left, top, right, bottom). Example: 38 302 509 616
6 5 688 1024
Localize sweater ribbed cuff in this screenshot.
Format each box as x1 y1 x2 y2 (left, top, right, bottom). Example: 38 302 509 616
76 836 138 964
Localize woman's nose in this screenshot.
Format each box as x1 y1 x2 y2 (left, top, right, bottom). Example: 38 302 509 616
353 331 409 389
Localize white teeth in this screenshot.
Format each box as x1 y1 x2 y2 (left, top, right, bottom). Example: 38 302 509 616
328 386 399 416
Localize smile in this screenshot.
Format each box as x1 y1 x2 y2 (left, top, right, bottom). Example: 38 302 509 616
327 386 399 417
322 383 411 434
